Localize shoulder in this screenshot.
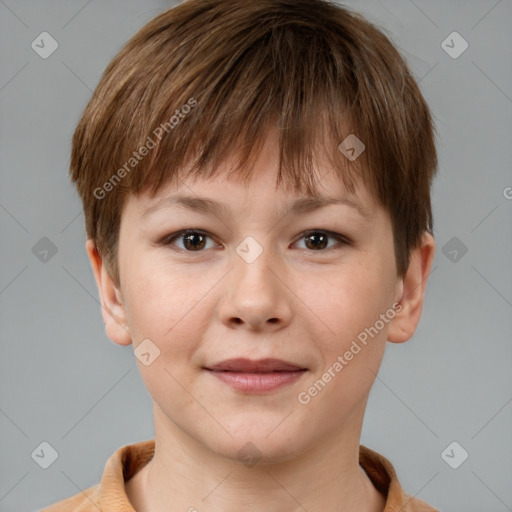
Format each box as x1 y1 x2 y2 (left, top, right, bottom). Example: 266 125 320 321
400 492 440 512
359 445 439 512
38 484 100 512
37 439 154 512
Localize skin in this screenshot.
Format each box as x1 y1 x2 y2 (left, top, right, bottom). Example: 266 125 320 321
87 130 435 512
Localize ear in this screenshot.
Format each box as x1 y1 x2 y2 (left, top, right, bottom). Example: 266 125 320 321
85 239 132 346
387 232 436 344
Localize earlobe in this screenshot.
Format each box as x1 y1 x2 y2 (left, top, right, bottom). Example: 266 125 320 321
387 232 436 344
85 239 132 346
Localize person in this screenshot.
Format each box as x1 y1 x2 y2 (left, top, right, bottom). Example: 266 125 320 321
41 0 439 510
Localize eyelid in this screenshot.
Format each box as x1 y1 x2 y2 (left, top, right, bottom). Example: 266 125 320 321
293 229 351 251
161 229 220 250
296 229 352 245
160 228 351 252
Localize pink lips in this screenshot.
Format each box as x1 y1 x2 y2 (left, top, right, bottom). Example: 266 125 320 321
205 358 307 393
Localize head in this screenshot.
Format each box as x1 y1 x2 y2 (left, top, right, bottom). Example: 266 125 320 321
74 0 437 462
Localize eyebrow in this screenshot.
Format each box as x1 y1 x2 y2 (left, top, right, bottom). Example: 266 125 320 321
142 194 372 220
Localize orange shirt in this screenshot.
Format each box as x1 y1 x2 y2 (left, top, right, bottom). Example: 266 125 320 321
40 440 439 511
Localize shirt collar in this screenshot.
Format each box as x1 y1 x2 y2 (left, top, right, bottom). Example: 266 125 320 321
96 440 430 511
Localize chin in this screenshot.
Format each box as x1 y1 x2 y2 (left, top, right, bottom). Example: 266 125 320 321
206 422 308 466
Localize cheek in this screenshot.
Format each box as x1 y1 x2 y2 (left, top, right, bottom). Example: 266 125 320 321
295 262 394 427
121 256 213 358
309 260 395 350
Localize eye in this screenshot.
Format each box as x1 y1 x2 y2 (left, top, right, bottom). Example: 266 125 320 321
294 230 350 251
161 229 350 253
163 229 218 252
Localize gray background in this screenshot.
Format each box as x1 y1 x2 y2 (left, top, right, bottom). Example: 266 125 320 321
1 0 511 511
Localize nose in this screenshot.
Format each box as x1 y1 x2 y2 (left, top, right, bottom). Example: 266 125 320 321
217 242 293 332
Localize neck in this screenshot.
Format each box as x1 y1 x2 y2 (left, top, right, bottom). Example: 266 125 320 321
126 404 385 512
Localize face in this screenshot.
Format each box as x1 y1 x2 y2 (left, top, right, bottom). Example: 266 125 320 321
102 133 406 464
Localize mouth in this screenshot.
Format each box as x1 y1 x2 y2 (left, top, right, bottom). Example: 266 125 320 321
203 358 308 393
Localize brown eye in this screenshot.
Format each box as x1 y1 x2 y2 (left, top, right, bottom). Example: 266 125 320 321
164 230 217 252
182 232 207 250
304 232 329 250
295 230 349 251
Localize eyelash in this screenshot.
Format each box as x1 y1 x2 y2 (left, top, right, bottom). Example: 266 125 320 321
160 229 351 254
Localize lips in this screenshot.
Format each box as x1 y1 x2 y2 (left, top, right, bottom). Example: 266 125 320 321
204 358 307 393
206 358 307 373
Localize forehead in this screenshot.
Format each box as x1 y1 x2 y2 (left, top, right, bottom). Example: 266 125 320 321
130 155 377 227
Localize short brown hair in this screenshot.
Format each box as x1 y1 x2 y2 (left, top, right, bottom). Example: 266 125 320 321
70 0 437 287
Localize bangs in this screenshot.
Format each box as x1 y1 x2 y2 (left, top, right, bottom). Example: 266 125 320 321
95 8 380 202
